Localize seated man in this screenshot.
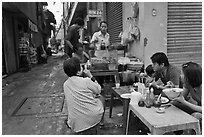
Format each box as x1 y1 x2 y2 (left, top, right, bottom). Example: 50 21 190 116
150 52 181 90
63 57 104 134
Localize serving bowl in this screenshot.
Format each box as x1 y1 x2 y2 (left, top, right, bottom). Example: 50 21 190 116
120 93 131 99
162 88 183 100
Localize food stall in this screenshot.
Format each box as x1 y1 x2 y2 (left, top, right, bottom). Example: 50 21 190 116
88 48 144 98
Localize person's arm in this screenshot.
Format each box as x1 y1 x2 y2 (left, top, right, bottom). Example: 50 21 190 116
150 73 165 89
65 40 73 49
173 94 202 113
65 27 74 49
154 69 180 89
90 33 98 44
83 51 90 60
86 78 101 95
183 100 202 113
90 33 98 49
107 34 110 46
83 69 101 94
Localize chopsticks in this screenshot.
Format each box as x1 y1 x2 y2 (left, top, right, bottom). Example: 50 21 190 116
157 93 162 102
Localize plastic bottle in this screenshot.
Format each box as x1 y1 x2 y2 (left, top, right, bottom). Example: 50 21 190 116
145 89 151 108
101 40 105 50
149 88 155 106
138 83 145 95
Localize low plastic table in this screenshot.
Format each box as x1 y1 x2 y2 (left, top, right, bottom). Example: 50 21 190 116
126 102 201 135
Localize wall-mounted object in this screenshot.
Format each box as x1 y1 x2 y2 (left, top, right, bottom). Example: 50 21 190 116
144 37 148 47
152 9 157 16
132 2 139 18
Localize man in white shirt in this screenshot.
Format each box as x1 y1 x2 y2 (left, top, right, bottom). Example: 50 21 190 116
63 57 105 134
90 21 110 57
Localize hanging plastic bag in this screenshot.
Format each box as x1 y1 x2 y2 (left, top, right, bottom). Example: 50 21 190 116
120 17 141 45
120 25 134 45
120 31 131 45
130 25 140 40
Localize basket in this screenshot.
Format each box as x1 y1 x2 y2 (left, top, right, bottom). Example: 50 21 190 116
91 63 109 70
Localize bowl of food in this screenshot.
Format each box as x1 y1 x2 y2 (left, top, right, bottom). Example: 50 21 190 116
163 88 183 100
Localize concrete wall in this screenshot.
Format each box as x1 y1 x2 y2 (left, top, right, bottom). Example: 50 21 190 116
2 11 18 74
142 2 167 67
123 2 167 67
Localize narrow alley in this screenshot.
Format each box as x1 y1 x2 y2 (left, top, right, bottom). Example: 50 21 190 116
2 2 202 135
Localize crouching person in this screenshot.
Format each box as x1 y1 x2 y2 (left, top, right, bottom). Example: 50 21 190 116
63 57 105 134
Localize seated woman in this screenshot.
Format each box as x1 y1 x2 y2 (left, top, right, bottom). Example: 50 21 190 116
63 57 105 134
172 62 202 134
72 43 89 63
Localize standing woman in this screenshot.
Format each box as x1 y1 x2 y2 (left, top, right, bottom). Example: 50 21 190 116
172 62 202 133
90 21 110 57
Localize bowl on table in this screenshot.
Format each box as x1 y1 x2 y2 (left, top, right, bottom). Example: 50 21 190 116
162 88 183 100
120 93 132 99
160 97 169 104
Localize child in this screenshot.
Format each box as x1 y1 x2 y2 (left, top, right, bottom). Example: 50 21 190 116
145 64 155 84
145 64 154 78
145 65 164 95
72 43 89 63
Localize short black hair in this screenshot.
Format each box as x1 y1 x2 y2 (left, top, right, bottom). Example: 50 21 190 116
74 17 84 26
63 57 81 77
74 43 83 52
150 52 169 66
182 62 202 88
100 21 108 27
145 64 154 77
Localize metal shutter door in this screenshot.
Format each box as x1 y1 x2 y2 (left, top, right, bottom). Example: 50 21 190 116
167 2 202 69
106 2 123 44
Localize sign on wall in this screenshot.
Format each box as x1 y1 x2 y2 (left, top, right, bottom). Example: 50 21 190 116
88 10 102 17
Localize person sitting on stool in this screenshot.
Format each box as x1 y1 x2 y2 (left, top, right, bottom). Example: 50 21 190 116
63 57 105 134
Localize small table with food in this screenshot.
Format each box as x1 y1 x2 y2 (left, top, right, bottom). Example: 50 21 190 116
90 55 119 96
125 87 201 135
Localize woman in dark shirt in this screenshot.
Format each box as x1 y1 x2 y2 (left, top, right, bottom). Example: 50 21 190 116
172 62 202 133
